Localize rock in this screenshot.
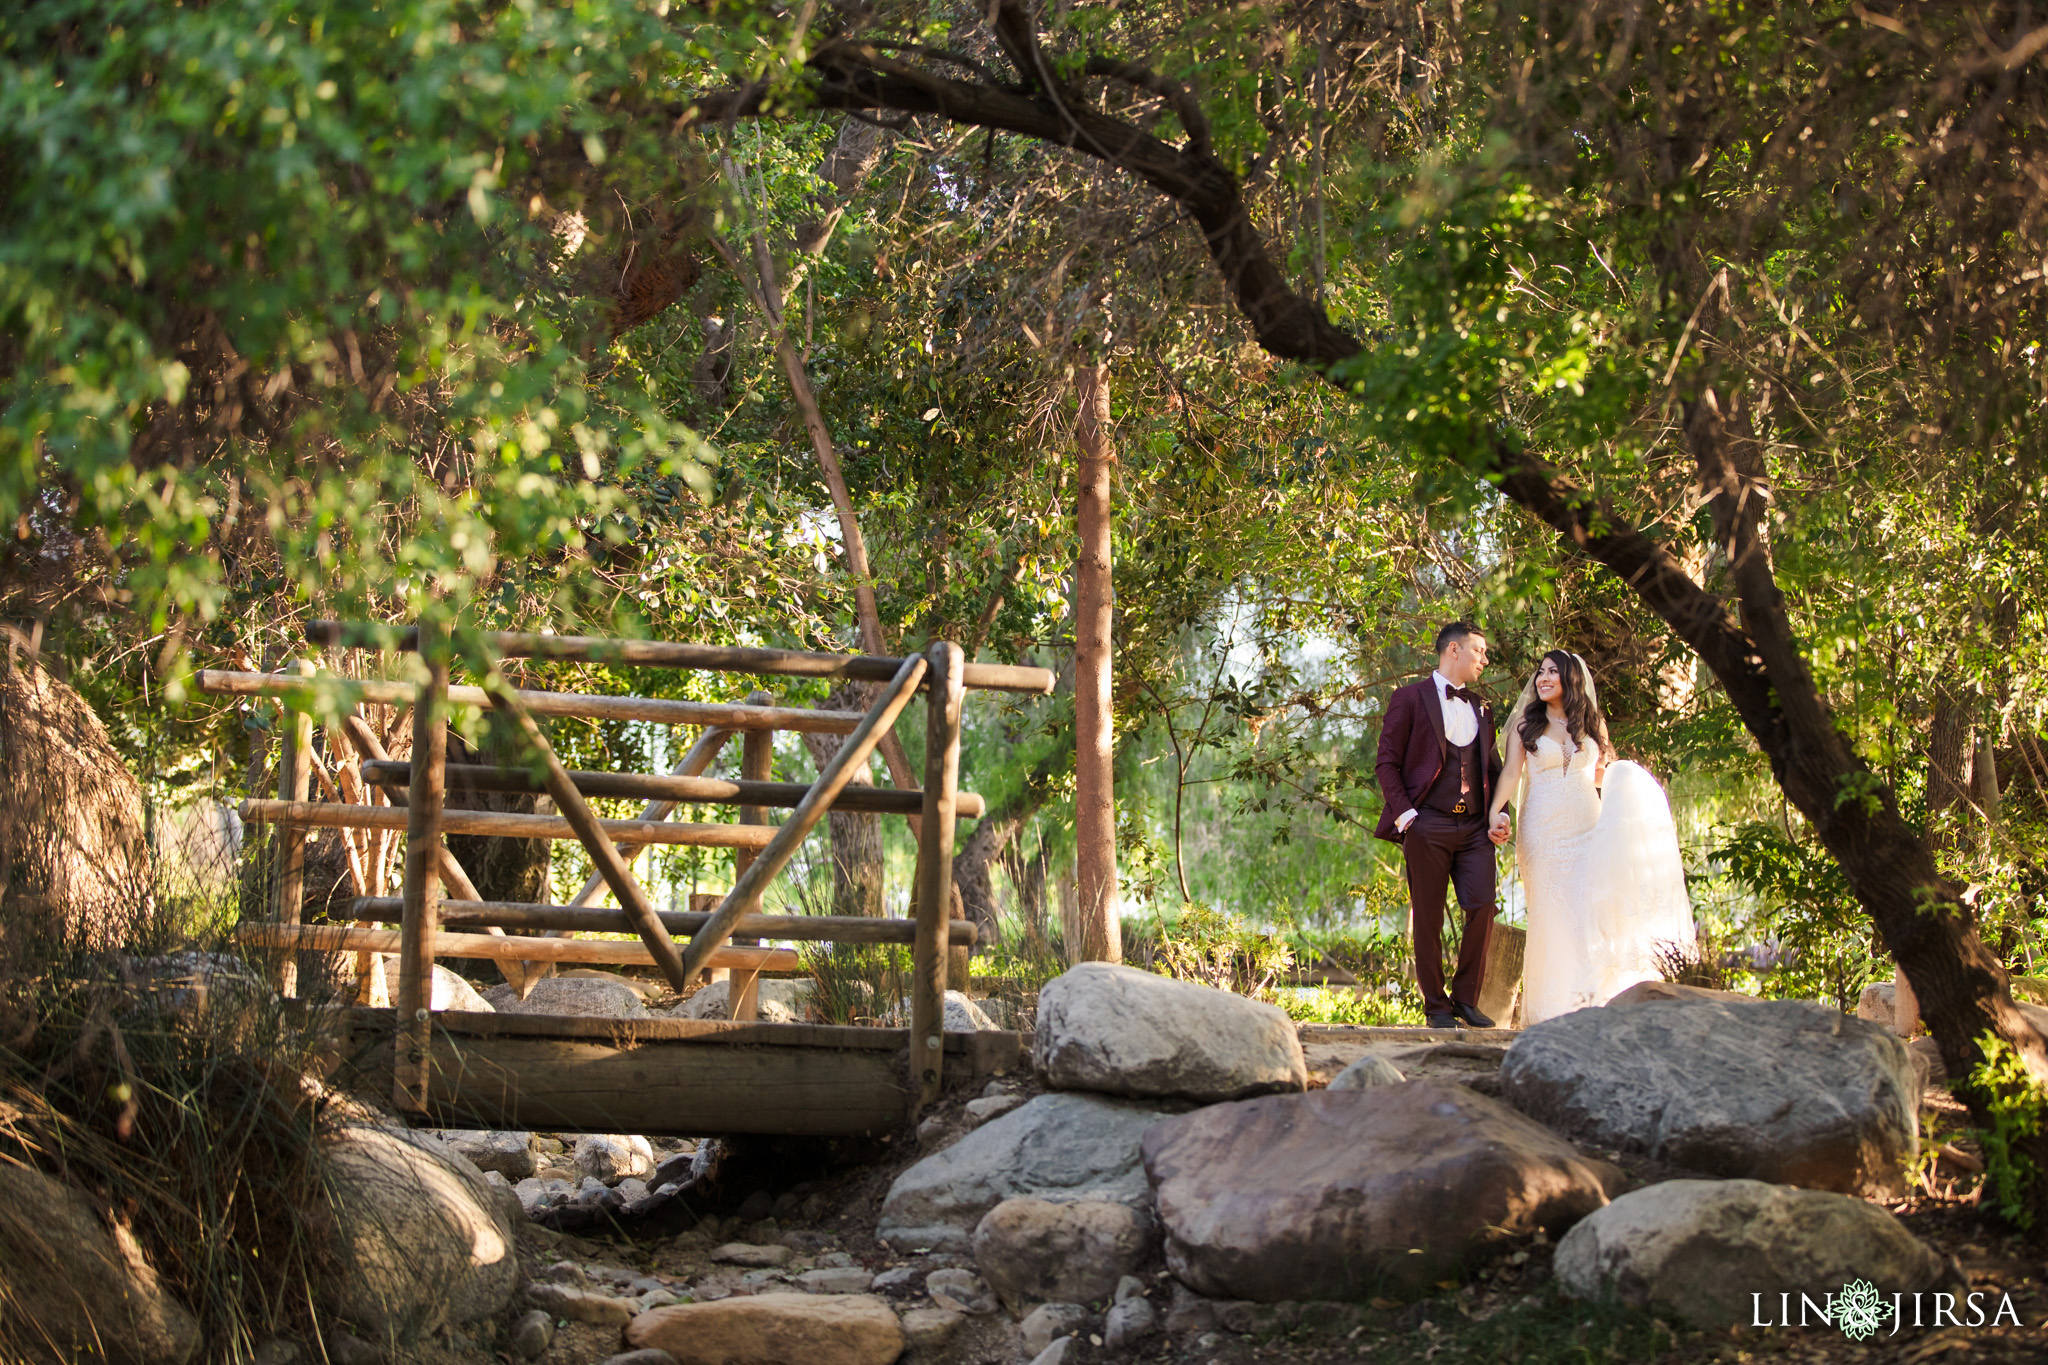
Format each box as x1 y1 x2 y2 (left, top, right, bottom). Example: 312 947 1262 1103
1499 996 1919 1195
871 1266 923 1297
883 990 1000 1031
963 1093 1026 1123
672 978 799 1023
1326 1055 1405 1090
972 1198 1154 1312
1606 980 1750 1007
432 965 495 1012
1857 981 1897 1031
710 1241 793 1268
0 1164 202 1364
1554 1178 1949 1328
734 1189 775 1221
508 1309 553 1360
252 1339 300 1365
1033 962 1306 1102
495 976 648 1018
1028 1339 1075 1365
526 1282 637 1326
1142 1083 1620 1302
1910 1035 1947 1089
796 1267 876 1295
320 1124 516 1335
925 1268 999 1314
1163 1283 1218 1334
1113 1276 1146 1304
626 1293 905 1365
1103 1295 1157 1349
878 1092 1176 1252
326 1331 385 1365
436 1129 535 1180
480 1170 527 1227
577 1134 656 1183
1019 1302 1089 1357
599 1353 681 1365
899 1306 963 1352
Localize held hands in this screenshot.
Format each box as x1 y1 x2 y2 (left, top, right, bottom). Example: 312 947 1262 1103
1488 811 1512 846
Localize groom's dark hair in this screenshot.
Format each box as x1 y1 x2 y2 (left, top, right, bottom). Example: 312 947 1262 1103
1433 621 1483 655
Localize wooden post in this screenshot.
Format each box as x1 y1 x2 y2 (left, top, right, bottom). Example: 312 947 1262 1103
1072 366 1121 963
726 716 775 1020
483 675 697 996
337 711 529 992
911 641 964 1109
272 660 315 995
396 630 448 1113
677 655 927 982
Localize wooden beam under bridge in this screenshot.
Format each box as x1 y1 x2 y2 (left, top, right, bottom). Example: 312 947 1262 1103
306 1008 1029 1137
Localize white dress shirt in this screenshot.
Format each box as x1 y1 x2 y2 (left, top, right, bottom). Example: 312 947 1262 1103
1396 672 1480 832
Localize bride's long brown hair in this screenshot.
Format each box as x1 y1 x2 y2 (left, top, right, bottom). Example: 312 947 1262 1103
1518 650 1612 755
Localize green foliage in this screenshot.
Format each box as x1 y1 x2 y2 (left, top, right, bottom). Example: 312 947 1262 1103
1711 820 1882 1012
1150 902 1294 999
1971 1032 2048 1231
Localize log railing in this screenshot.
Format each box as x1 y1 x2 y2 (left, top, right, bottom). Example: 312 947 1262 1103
211 623 1050 1119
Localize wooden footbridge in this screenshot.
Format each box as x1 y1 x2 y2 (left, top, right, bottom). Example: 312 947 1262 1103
201 624 1052 1135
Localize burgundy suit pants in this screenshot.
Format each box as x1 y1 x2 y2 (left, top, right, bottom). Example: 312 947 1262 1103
1401 808 1497 1014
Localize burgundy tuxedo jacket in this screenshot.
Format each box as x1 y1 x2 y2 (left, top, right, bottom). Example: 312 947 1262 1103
1372 674 1503 844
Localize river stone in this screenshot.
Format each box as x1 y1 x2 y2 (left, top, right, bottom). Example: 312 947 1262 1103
883 990 999 1031
1499 996 1919 1195
878 1092 1178 1252
1605 980 1750 1007
436 1130 535 1180
1141 1083 1620 1302
576 1134 655 1183
321 1124 517 1335
672 978 797 1023
1034 962 1306 1102
0 1164 202 1365
432 965 496 1013
625 1292 904 1365
494 976 647 1018
972 1198 1155 1312
1326 1055 1405 1091
1554 1178 1949 1328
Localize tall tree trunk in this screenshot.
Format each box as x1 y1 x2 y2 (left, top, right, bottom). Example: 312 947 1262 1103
1071 366 1121 963
951 747 1061 943
1928 686 1974 855
799 684 885 917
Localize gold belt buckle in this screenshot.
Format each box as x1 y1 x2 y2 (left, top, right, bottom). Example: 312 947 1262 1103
1451 798 1469 814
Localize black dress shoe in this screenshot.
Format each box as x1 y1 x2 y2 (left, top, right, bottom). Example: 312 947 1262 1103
1425 1012 1457 1030
1451 1001 1495 1029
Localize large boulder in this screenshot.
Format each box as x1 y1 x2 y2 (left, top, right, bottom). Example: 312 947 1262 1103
1499 997 1919 1195
0 1164 201 1365
625 1293 905 1365
1141 1083 1620 1302
1033 963 1305 1102
883 990 999 1032
491 975 647 1018
320 1125 517 1337
972 1198 1155 1312
878 1093 1177 1253
1554 1179 1949 1328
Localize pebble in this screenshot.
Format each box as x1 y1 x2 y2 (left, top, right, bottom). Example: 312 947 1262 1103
871 1265 923 1296
900 1306 965 1351
525 1282 636 1327
709 1241 793 1268
1104 1295 1157 1348
963 1093 1026 1122
508 1309 553 1360
925 1267 999 1315
1020 1302 1090 1357
794 1266 875 1295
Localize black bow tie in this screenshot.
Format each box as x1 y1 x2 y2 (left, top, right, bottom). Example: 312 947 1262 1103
1444 685 1481 706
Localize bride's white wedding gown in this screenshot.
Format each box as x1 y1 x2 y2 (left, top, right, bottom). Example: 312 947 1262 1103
1517 735 1698 1025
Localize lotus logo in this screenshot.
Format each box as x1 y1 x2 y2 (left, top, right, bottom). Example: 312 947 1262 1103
1751 1280 2021 1337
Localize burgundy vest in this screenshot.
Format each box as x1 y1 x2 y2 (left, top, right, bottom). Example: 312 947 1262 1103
1421 733 1481 814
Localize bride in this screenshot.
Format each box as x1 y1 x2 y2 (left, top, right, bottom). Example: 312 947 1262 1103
1486 650 1697 1025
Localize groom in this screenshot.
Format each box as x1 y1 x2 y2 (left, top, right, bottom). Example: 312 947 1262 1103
1374 622 1508 1030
